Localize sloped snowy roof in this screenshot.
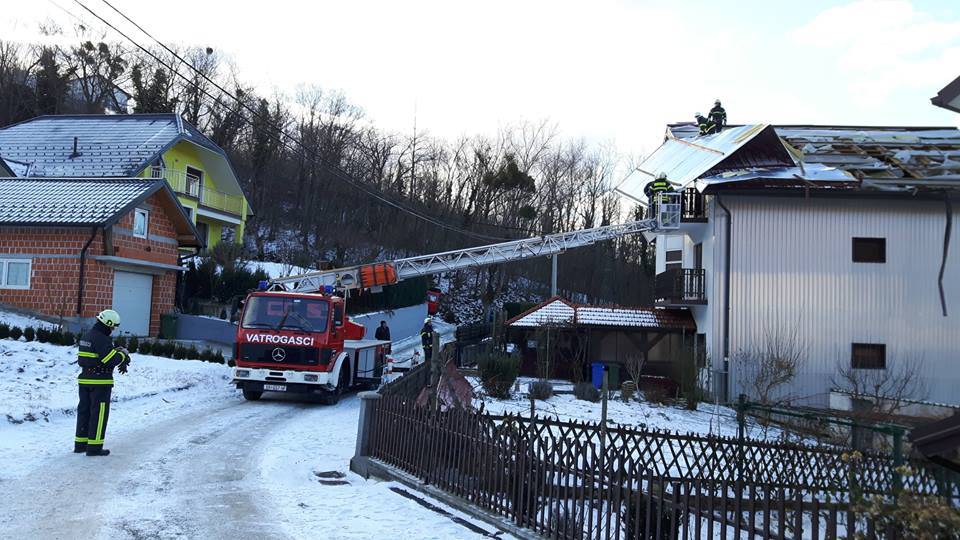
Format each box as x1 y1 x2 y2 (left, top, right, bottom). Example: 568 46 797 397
508 298 575 327
0 113 225 177
508 297 694 331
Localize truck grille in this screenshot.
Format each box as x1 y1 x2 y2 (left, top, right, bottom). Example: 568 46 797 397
240 344 319 366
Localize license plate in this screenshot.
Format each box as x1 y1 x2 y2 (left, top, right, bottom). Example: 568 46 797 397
263 384 286 392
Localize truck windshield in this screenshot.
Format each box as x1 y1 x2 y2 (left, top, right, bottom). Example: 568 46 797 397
241 297 329 332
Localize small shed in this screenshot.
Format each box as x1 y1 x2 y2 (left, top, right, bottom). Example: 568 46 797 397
506 297 698 384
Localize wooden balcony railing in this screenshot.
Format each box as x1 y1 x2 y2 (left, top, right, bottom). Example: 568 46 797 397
655 267 706 305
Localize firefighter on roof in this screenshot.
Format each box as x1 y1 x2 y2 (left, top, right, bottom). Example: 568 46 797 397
696 113 718 136
709 99 727 130
74 309 130 457
420 318 435 363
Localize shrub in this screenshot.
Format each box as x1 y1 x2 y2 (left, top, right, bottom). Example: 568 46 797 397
621 380 637 402
528 379 554 401
574 382 601 402
172 344 187 360
478 354 520 399
23 327 35 342
199 348 215 362
185 344 200 360
36 328 50 343
9 326 23 340
157 341 174 357
127 336 140 354
138 341 152 355
213 350 225 364
114 336 127 349
49 329 63 345
0 323 9 339
60 331 75 346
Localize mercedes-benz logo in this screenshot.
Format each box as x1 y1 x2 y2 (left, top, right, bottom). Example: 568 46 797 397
271 347 287 362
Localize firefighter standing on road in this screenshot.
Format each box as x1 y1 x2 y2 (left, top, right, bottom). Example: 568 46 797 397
75 309 130 457
420 318 435 363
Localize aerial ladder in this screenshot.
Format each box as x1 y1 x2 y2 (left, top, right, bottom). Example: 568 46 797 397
267 200 678 294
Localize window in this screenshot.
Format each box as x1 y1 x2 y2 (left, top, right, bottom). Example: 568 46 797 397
240 296 329 332
334 304 344 327
852 343 886 370
185 166 203 198
853 237 885 263
0 259 31 289
665 249 683 271
149 158 164 179
133 208 149 238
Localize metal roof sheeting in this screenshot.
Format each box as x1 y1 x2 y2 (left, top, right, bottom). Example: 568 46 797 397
0 114 226 177
0 178 158 225
508 297 695 331
618 124 795 201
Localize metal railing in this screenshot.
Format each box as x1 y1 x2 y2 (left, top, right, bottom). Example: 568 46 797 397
655 268 706 305
149 167 244 216
645 188 707 223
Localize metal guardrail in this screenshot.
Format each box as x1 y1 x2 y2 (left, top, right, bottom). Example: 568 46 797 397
655 268 707 305
150 167 244 216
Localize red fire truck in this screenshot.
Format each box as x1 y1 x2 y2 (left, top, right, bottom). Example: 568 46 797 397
232 290 388 403
230 214 666 404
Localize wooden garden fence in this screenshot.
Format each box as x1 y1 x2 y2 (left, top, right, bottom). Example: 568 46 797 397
367 396 958 539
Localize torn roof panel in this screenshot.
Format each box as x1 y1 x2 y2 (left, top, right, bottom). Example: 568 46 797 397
618 124 796 200
658 123 960 192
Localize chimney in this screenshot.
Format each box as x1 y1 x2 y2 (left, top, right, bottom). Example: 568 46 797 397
69 136 81 158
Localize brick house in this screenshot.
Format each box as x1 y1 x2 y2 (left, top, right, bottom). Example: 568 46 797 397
0 178 202 336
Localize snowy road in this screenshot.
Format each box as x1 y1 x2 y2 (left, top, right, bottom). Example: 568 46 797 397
0 390 504 540
0 317 501 540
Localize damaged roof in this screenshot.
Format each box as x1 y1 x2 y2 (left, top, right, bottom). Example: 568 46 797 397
668 123 960 182
617 124 797 200
507 296 695 331
932 75 960 114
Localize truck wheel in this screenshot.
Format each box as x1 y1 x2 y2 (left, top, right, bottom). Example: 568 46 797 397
322 363 349 405
242 389 263 401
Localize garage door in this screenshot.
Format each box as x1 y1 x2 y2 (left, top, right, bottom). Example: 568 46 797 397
112 271 153 336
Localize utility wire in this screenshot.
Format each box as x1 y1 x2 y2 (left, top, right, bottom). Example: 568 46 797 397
74 0 511 243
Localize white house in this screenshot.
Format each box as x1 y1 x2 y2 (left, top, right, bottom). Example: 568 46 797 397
620 123 960 410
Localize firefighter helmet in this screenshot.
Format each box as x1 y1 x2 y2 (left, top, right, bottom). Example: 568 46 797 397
424 317 432 324
714 99 721 106
97 309 121 329
656 172 667 180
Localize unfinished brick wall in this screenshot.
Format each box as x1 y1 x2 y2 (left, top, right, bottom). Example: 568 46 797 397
0 193 187 335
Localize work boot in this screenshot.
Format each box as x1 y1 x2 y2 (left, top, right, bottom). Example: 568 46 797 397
86 448 111 457
74 443 87 453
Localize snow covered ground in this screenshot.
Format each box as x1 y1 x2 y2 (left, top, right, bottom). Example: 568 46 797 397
0 309 57 330
0 311 496 539
472 376 786 440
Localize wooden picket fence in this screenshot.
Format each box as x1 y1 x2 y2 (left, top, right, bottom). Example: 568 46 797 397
368 396 958 539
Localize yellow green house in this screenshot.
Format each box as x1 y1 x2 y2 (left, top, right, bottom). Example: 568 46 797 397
0 113 250 251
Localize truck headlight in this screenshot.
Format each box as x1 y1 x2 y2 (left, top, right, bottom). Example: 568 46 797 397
304 374 319 382
236 369 250 378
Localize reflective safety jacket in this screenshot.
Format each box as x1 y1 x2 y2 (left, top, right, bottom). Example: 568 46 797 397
709 104 727 128
77 324 128 386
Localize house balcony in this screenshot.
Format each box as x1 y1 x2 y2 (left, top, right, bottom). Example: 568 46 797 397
150 167 244 217
655 268 706 306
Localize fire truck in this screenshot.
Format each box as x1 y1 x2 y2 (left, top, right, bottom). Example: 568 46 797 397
231 201 677 403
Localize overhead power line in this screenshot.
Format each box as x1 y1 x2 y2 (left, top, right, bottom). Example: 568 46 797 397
72 0 511 243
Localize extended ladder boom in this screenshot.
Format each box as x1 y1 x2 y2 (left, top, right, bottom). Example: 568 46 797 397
270 217 662 293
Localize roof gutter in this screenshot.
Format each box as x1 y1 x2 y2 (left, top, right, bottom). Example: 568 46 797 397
716 195 732 403
76 226 100 315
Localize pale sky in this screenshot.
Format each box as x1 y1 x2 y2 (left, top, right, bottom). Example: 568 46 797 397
4 0 960 158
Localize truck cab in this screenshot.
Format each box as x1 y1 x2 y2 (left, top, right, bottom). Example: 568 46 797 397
231 291 386 403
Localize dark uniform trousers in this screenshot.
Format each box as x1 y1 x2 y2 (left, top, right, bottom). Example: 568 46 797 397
76 384 112 450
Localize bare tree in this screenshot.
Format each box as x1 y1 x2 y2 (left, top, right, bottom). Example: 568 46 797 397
831 352 928 419
735 320 806 405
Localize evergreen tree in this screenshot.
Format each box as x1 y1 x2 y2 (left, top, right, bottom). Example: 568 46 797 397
34 47 69 115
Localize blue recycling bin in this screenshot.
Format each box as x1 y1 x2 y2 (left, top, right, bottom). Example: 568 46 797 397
591 362 606 389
